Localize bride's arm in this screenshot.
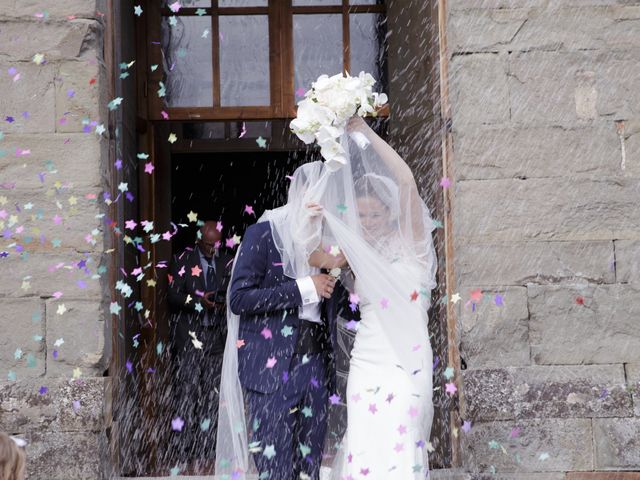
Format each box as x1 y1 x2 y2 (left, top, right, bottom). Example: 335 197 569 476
347 116 426 242
347 116 415 186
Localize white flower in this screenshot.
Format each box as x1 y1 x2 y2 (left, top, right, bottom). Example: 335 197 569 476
316 124 344 144
358 71 376 88
290 99 335 144
320 139 347 172
373 92 388 107
289 71 387 169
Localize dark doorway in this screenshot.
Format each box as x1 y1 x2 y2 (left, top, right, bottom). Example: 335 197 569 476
115 0 456 475
170 151 305 255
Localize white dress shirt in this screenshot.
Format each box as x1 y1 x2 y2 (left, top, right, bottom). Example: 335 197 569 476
295 276 322 324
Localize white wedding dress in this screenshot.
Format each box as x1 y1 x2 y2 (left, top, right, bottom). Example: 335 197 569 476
328 236 434 480
214 133 438 480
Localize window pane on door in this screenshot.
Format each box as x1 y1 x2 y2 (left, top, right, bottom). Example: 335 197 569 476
161 0 210 7
349 0 384 5
182 122 226 139
230 121 272 139
219 15 271 106
293 0 382 4
161 16 213 107
293 0 341 5
349 13 386 83
293 14 343 94
219 0 268 5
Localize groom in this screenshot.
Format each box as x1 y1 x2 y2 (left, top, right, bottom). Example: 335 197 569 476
229 215 344 479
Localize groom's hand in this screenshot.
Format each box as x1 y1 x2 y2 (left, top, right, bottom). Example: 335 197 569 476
203 291 217 310
305 202 323 217
311 273 336 299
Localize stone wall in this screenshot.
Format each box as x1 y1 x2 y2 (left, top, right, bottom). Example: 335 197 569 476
448 0 640 475
0 1 107 478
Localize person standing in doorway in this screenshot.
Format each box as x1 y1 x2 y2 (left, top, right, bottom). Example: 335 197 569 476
167 220 233 474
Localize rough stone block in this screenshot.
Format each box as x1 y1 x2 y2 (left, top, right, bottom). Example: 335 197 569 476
431 469 472 480
509 6 640 52
459 286 530 368
509 50 640 126
616 240 640 284
455 241 615 287
471 474 566 480
566 473 640 480
454 177 640 244
593 418 640 469
45 299 105 377
450 53 510 127
461 418 593 471
625 363 640 417
55 59 101 133
2 188 103 251
595 51 640 120
625 122 640 177
22 430 101 479
0 133 102 189
554 0 640 5
6 0 98 19
509 51 588 126
0 376 104 432
0 19 94 62
528 284 640 364
452 125 622 181
0 298 45 379
462 364 632 421
0 252 102 299
0 62 55 134
449 9 529 54
449 0 544 9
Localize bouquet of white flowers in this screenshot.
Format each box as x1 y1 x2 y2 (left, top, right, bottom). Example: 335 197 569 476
290 71 388 171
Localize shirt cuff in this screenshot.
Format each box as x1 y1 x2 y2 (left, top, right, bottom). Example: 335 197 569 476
296 276 320 305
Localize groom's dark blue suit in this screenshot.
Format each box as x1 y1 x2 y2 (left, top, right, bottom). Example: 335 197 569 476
229 221 343 479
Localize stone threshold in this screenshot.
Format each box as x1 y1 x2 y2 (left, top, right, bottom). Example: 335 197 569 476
117 470 640 480
565 473 640 480
116 467 471 480
115 469 640 480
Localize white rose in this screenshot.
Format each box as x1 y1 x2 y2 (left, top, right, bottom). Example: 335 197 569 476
312 74 331 91
316 124 343 144
290 117 316 144
358 71 376 88
290 99 336 143
373 92 388 107
319 138 347 171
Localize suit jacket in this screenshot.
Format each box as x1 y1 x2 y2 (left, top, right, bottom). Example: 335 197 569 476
168 245 233 355
229 221 344 395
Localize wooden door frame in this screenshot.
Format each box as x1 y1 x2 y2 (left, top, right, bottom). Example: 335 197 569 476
437 0 462 467
143 0 388 121
105 0 462 474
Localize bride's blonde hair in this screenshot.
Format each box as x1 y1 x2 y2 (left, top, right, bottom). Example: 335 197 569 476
0 432 26 480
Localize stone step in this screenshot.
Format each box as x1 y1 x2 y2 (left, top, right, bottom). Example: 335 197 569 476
431 468 472 480
116 467 471 480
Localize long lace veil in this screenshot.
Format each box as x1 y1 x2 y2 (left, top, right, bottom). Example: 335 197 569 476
215 128 438 478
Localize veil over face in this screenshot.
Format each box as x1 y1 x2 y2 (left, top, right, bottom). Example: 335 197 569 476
215 131 438 478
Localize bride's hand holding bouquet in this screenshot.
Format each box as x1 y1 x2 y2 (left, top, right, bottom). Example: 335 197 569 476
290 71 388 172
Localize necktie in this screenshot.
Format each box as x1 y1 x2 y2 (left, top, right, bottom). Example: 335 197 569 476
205 258 216 291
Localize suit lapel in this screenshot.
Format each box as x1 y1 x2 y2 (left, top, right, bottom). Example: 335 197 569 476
189 247 206 293
214 252 230 289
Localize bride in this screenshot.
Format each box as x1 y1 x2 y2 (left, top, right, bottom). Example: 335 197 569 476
309 116 436 479
214 115 437 479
